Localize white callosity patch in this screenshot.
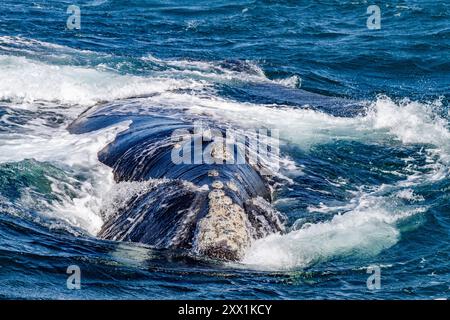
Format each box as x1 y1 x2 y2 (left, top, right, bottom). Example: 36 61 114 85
194 189 252 261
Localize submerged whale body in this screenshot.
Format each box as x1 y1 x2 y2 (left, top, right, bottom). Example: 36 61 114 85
69 100 286 261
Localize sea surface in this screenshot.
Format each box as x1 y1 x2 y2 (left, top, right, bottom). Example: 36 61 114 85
0 0 449 299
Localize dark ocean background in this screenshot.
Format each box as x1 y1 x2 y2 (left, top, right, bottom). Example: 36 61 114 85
0 0 449 299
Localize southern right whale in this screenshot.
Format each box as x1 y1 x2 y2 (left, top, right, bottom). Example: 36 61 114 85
68 98 287 261
68 83 363 261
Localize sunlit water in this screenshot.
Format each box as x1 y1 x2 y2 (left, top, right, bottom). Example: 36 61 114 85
0 0 449 299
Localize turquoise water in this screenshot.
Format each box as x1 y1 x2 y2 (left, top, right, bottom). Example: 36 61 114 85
0 0 449 299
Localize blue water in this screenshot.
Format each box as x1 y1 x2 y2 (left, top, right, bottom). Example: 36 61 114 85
0 0 449 299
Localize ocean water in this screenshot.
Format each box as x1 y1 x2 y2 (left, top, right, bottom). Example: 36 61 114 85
0 0 449 299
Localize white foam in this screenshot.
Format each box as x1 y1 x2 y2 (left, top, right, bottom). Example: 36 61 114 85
142 54 302 89
395 189 425 202
0 120 131 235
237 96 448 270
99 180 166 221
243 191 426 270
86 0 109 6
137 92 450 156
364 97 450 148
0 54 205 106
274 75 302 88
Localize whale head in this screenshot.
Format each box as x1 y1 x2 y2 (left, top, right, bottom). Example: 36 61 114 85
69 103 286 261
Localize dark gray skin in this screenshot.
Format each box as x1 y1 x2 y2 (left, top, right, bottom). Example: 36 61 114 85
68 99 286 261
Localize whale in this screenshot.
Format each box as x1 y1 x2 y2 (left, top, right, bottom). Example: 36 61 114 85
68 97 287 261
68 85 363 261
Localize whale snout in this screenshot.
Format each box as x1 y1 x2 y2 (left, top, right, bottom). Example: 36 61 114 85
194 189 252 261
